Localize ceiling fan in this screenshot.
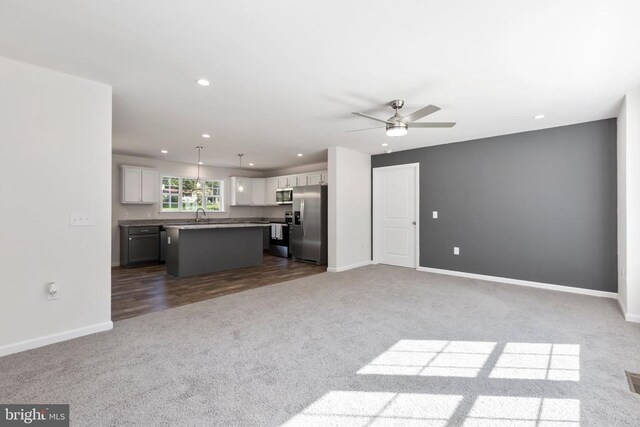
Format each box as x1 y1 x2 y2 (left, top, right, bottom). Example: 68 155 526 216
350 100 456 136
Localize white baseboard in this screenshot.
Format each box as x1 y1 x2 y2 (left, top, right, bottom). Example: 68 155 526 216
618 296 627 319
0 321 113 357
617 296 640 323
327 260 375 273
624 313 640 323
417 267 618 299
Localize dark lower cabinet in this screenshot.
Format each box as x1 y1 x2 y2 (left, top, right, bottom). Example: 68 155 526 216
120 226 161 267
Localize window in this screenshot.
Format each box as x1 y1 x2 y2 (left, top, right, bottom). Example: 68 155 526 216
204 180 222 211
161 176 224 212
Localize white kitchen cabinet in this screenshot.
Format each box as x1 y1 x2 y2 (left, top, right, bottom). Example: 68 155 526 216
141 170 159 202
277 175 296 189
265 177 279 205
294 174 308 187
306 171 322 185
229 176 253 206
121 166 159 204
299 170 328 186
306 172 321 185
251 178 266 206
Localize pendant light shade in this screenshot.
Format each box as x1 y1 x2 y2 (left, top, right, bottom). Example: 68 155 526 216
237 154 244 192
195 146 203 188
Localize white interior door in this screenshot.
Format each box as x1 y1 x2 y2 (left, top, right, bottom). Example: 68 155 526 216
373 164 418 268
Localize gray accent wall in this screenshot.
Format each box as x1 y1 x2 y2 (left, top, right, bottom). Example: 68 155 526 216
372 119 617 292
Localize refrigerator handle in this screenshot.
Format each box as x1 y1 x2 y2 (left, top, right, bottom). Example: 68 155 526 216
301 198 305 236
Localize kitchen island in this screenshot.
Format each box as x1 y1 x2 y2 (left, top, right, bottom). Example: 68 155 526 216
164 223 270 278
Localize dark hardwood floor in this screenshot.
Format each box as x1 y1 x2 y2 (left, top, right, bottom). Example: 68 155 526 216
111 254 326 321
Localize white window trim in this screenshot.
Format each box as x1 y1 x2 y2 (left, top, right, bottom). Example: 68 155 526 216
160 175 226 213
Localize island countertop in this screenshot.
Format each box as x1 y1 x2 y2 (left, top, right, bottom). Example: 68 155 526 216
164 223 270 230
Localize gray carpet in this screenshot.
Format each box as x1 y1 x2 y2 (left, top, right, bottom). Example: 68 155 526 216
1 265 640 426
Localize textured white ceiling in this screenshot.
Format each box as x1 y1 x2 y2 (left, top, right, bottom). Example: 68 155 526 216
1 0 639 169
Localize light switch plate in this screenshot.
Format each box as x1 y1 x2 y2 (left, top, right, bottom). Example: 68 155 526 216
453 247 460 255
69 212 94 227
432 211 438 219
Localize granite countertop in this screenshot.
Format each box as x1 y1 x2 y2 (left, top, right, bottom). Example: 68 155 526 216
119 217 282 227
164 223 270 230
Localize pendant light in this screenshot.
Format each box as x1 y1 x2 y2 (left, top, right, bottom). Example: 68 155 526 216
195 146 203 189
237 154 244 192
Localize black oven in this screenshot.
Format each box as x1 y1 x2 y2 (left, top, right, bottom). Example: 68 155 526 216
276 188 293 205
268 212 292 258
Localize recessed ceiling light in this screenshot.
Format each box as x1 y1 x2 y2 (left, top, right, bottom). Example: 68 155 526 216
386 149 392 154
534 114 545 120
249 163 254 166
198 161 204 165
297 153 303 157
160 150 168 154
196 79 210 86
201 134 210 138
382 143 388 147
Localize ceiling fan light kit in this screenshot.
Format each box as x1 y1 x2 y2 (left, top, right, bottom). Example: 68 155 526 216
386 122 408 137
351 99 456 137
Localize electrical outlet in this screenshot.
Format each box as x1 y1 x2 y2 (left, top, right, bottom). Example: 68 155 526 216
453 247 460 255
432 211 438 219
123 211 129 218
45 282 59 301
69 212 94 227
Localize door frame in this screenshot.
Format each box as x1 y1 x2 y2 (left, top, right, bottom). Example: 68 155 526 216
372 163 420 269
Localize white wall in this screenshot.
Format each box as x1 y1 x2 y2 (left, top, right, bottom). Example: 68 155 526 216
328 146 372 272
618 88 640 322
617 97 628 314
0 57 113 356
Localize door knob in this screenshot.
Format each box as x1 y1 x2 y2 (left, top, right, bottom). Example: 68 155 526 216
412 221 416 225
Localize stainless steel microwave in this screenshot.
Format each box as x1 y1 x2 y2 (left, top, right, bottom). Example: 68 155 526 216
276 188 293 205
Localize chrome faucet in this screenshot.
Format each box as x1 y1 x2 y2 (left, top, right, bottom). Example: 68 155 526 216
195 208 206 223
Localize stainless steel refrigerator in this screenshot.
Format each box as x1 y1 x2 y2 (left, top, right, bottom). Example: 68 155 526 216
290 185 327 265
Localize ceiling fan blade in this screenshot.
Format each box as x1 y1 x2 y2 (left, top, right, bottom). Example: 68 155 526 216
401 105 441 123
352 112 390 124
408 122 456 128
346 126 385 133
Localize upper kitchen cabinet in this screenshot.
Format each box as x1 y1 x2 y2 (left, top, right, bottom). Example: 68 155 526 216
277 175 296 189
265 177 279 206
121 166 159 204
230 169 327 206
229 176 253 206
251 178 266 206
294 174 308 187
306 170 328 186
